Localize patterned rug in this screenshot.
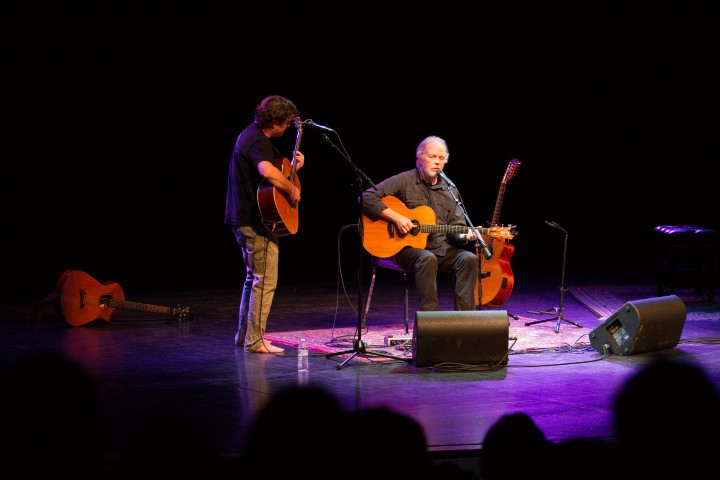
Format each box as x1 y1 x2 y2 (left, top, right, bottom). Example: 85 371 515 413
266 285 719 362
265 314 594 362
566 285 720 321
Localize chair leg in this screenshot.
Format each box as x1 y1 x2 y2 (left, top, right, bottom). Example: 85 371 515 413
402 272 409 334
362 266 378 330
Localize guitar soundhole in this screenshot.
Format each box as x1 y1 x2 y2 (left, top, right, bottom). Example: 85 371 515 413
410 221 421 236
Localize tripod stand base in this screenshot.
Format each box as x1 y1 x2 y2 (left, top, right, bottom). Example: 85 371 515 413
325 339 411 370
525 307 583 333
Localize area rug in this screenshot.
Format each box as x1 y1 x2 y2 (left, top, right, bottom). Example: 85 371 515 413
265 315 594 362
267 285 719 362
566 285 720 321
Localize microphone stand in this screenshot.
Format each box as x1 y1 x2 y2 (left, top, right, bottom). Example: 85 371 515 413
445 185 518 320
525 221 583 333
320 133 410 369
444 183 492 259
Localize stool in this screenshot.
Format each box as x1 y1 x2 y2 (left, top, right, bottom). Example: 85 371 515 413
363 256 410 333
654 225 720 302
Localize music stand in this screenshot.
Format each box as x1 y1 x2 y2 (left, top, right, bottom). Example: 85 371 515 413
317 131 410 369
525 221 583 333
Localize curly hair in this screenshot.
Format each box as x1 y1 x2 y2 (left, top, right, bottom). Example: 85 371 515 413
254 95 300 128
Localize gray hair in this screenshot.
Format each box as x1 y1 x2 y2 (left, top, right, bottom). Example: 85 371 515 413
415 136 450 163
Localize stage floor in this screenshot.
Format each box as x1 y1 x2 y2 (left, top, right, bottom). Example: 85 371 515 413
1 271 718 475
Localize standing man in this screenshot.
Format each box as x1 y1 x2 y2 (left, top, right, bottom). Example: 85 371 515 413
225 95 304 353
362 135 480 311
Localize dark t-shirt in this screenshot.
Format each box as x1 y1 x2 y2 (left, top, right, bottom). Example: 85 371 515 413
224 123 283 227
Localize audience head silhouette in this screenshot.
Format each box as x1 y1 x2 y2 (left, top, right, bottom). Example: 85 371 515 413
480 412 552 480
612 357 720 480
346 406 436 479
243 384 349 480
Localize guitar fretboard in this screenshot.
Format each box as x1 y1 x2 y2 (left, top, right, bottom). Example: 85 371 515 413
419 225 494 235
105 299 184 317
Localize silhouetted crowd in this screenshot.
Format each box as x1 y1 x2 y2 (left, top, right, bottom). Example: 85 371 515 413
1 351 718 479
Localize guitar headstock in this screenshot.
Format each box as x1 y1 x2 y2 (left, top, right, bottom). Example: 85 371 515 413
488 225 518 241
503 158 520 183
293 116 303 131
175 305 194 320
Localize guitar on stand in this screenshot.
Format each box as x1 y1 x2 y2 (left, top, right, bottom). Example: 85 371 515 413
257 117 303 237
476 158 520 309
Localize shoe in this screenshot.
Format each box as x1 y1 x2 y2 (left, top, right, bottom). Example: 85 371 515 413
248 341 285 354
234 331 242 347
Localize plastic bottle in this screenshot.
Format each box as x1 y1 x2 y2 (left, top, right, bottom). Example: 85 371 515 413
298 338 309 372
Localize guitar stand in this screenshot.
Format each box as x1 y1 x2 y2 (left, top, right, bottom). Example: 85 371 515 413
481 303 520 322
525 221 583 333
477 273 519 322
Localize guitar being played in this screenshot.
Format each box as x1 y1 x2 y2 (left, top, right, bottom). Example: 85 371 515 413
361 136 517 312
256 116 304 236
362 195 516 258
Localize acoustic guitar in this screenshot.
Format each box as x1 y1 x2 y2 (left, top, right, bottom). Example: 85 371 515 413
362 195 516 258
55 269 193 327
478 158 520 307
257 117 303 237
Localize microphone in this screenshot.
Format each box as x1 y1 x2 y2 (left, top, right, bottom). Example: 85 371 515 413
304 120 335 132
544 220 560 229
437 170 456 189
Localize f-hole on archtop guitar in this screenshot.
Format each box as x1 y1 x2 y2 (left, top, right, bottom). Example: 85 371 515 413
257 117 303 237
54 270 193 327
478 158 520 307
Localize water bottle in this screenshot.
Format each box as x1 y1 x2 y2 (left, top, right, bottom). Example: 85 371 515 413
298 338 309 372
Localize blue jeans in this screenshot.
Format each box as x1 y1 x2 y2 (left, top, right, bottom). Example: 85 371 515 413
233 226 279 351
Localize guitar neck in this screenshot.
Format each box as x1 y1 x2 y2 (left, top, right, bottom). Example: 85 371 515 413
420 225 494 235
490 158 519 226
105 299 186 317
490 183 507 225
288 121 303 181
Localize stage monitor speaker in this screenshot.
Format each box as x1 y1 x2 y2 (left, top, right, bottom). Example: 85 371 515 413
412 310 509 367
588 295 686 356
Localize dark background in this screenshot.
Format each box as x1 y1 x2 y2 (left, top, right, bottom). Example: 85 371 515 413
4 3 718 303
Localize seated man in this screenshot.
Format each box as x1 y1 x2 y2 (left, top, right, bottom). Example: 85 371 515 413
362 135 480 311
